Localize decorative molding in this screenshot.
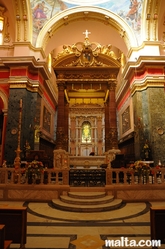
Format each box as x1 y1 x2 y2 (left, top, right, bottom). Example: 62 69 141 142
36 6 138 51
53 35 120 68
22 0 28 41
130 80 165 96
15 0 21 42
146 0 152 41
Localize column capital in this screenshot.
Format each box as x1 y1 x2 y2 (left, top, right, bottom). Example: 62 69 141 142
57 81 66 91
107 80 117 91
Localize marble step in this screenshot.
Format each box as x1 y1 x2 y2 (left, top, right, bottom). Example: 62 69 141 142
60 195 114 205
68 191 106 199
51 198 123 212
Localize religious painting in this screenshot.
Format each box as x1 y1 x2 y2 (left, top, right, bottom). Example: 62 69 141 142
82 50 93 64
43 106 51 133
30 0 143 45
122 106 131 134
82 121 91 143
30 0 68 44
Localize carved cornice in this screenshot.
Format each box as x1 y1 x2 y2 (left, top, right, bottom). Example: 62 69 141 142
122 55 165 81
1 56 49 78
69 104 104 115
8 77 43 95
60 72 116 80
131 79 165 96
117 56 165 105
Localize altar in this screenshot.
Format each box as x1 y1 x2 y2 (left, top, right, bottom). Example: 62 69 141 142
69 156 105 168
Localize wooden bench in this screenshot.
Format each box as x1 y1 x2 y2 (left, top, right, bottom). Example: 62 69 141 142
150 207 165 248
0 207 27 249
0 225 12 249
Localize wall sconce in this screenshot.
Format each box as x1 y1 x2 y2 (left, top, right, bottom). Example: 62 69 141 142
146 14 151 20
154 13 158 20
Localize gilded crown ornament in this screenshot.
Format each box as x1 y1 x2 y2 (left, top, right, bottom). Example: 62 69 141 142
53 30 120 67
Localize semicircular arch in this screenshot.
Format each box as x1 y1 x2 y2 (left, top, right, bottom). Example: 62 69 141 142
36 6 138 56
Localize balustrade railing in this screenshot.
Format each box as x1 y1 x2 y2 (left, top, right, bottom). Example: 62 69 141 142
0 167 165 186
107 167 165 185
0 168 69 185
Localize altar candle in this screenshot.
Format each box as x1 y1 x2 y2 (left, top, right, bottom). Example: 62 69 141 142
20 99 22 108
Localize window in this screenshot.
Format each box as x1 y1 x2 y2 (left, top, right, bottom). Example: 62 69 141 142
82 121 91 143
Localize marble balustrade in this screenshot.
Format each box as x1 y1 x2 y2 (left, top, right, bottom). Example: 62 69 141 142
0 167 165 186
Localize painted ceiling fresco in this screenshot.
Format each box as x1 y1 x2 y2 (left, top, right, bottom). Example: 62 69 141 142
30 0 143 45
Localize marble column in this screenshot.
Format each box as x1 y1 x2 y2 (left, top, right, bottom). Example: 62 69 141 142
105 102 110 151
70 117 76 155
1 110 7 165
108 80 118 149
97 116 102 156
56 81 65 150
64 101 69 151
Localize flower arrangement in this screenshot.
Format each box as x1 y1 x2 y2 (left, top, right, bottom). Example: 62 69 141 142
25 160 45 181
129 160 151 176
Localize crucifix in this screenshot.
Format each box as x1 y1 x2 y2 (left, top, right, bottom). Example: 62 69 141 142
83 30 91 38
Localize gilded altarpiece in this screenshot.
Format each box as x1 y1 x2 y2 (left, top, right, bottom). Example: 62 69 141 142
69 104 105 156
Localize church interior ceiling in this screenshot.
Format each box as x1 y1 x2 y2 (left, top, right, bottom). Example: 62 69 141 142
30 0 143 46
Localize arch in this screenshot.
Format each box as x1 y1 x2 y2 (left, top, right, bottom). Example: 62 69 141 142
36 6 138 56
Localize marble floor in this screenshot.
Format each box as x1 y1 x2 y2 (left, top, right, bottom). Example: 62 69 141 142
0 199 165 249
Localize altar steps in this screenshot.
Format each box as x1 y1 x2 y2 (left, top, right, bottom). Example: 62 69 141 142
52 192 123 212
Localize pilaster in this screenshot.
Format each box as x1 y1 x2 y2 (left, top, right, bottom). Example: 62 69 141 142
56 81 66 150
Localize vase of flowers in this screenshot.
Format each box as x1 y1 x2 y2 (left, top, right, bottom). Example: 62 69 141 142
26 160 44 184
129 160 151 184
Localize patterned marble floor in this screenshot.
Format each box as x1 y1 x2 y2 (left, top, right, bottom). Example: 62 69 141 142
0 200 165 249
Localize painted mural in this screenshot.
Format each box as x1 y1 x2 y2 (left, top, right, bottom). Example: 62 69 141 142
30 0 143 45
